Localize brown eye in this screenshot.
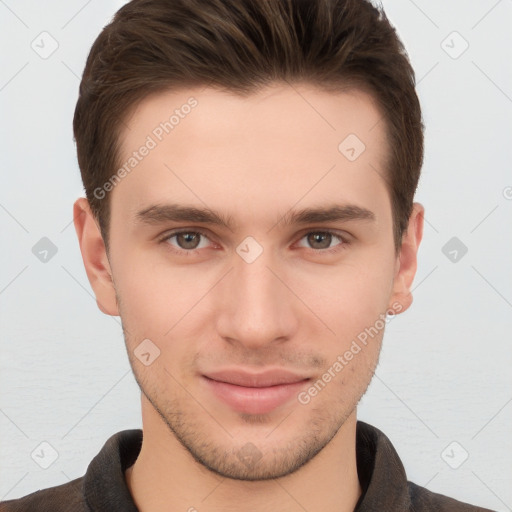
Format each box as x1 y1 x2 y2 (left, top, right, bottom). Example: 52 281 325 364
297 231 346 252
307 232 333 250
161 230 212 254
175 232 202 250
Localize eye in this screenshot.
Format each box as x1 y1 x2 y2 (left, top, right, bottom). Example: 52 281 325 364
296 231 349 253
160 230 214 254
158 228 350 257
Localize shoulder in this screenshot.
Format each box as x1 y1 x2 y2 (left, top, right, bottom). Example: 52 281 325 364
0 429 142 512
407 481 496 512
0 477 87 512
355 421 495 512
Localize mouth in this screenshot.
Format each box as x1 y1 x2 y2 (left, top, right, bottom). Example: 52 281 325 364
201 369 311 415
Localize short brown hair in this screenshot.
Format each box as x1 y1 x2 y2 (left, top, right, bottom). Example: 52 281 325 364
73 0 424 254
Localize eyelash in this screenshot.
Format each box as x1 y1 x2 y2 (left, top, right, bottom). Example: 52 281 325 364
158 229 351 256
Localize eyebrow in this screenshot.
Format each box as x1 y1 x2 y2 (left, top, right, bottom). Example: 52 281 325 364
134 203 376 231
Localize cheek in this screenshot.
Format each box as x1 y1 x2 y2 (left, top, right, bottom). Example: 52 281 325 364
291 258 394 341
113 251 202 339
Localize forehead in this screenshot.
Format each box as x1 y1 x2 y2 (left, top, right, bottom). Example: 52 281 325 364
113 83 391 228
120 82 386 151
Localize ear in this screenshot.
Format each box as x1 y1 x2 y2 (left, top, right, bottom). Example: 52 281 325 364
73 197 119 316
388 202 424 314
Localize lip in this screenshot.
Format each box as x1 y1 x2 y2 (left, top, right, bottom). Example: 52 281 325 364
201 369 310 415
204 368 310 387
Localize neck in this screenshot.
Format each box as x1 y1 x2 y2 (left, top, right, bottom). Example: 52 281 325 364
125 395 362 512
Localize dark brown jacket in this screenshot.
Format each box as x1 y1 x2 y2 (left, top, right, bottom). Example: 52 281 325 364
0 421 495 511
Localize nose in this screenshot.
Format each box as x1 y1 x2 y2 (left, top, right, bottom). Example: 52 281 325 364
214 249 299 350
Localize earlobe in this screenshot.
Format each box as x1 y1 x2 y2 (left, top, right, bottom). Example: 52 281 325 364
388 202 425 314
73 197 119 316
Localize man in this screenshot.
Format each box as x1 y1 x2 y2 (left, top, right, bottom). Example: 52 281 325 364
0 0 495 510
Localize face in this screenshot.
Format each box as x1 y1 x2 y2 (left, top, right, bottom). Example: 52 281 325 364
76 83 422 481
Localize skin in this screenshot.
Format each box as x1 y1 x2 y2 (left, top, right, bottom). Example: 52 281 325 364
74 83 424 512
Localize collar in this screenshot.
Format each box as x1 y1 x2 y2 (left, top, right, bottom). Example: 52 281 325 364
83 421 410 511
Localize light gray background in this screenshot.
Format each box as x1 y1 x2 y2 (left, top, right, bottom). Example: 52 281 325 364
1 0 511 510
